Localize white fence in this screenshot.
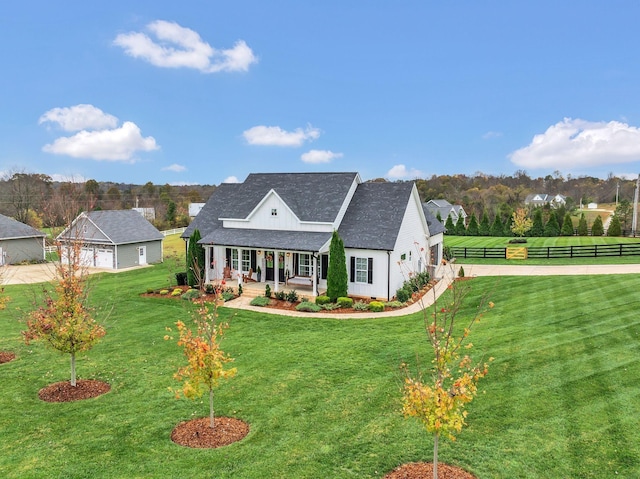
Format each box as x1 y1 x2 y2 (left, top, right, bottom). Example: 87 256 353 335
161 227 186 236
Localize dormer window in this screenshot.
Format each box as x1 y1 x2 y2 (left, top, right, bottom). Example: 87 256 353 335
271 208 278 216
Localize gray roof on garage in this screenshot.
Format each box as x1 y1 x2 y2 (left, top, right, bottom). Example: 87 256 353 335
0 213 46 240
59 210 163 245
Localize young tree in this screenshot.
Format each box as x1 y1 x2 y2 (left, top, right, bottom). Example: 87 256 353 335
326 230 348 301
529 208 544 237
510 208 533 237
22 241 106 386
187 229 205 288
591 215 604 236
560 213 574 236
614 199 632 230
607 215 622 236
444 215 455 234
544 211 560 237
490 214 503 237
466 213 479 236
478 211 490 236
168 299 236 428
454 215 466 236
577 213 588 236
403 272 494 479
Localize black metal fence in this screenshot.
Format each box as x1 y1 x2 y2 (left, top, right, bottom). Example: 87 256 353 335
450 243 640 259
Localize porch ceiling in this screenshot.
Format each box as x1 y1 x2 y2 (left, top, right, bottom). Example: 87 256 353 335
199 228 331 252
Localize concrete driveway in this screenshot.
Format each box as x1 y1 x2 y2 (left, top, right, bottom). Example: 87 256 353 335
1 263 147 285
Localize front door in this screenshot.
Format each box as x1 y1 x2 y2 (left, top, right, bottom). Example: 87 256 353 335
265 251 275 281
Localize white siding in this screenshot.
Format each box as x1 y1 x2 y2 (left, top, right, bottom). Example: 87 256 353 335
345 249 390 300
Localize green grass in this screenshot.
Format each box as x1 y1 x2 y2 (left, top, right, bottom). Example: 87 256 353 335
1 265 640 478
446 236 640 265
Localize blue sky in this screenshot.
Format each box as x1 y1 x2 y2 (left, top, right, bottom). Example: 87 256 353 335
2 1 640 185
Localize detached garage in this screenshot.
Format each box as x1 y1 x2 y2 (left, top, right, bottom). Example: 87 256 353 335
0 213 46 265
57 210 164 270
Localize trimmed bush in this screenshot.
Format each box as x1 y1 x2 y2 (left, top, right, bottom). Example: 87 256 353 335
337 297 353 308
353 301 369 311
385 300 405 308
315 295 331 305
458 266 465 278
395 287 411 303
265 284 272 298
181 289 201 300
508 238 527 244
159 289 169 295
171 288 183 297
286 290 299 303
368 301 385 312
275 291 286 301
250 296 270 306
295 301 321 312
221 291 235 302
321 303 340 311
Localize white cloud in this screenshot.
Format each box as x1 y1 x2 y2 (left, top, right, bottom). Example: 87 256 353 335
39 104 118 132
482 131 503 140
243 125 321 147
114 20 257 73
222 176 240 183
509 118 640 169
162 163 186 172
49 174 88 183
386 164 424 179
300 149 343 164
42 121 158 161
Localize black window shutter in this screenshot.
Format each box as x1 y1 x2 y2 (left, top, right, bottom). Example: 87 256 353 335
293 253 299 274
350 256 355 282
321 254 328 279
225 248 231 267
367 257 373 284
251 250 257 270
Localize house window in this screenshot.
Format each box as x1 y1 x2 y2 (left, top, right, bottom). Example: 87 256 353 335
350 257 373 284
298 253 311 276
400 253 406 261
271 208 278 216
231 249 239 270
241 250 251 272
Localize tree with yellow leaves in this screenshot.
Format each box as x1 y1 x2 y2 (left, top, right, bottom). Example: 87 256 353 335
510 207 533 237
167 298 236 428
402 273 494 479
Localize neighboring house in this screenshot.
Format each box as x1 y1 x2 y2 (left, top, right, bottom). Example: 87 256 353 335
525 193 567 208
0 213 46 265
423 199 467 226
57 210 164 269
182 172 444 300
132 207 156 221
189 203 206 217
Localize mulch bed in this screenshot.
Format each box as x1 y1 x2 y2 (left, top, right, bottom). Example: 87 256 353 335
171 416 250 448
384 462 477 479
38 379 111 402
0 351 16 364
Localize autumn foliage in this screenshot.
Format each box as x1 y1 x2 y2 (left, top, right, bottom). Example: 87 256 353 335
22 242 106 386
167 298 236 428
402 271 494 478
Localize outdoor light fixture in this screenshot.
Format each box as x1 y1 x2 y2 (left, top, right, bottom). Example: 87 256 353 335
257 250 262 255
286 252 291 257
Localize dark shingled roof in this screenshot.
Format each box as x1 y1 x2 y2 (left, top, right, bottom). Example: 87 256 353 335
181 182 241 239
338 182 415 250
199 228 331 252
423 207 446 236
59 210 163 245
0 213 46 240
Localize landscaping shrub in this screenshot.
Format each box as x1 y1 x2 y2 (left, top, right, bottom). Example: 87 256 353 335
353 300 369 311
238 284 243 296
159 289 169 295
171 288 183 297
315 295 331 305
337 297 353 308
458 266 465 278
203 283 215 294
508 238 527 244
265 284 272 298
321 303 340 311
295 301 321 312
181 289 201 300
395 287 411 303
368 301 385 312
250 296 270 306
385 300 404 308
221 291 235 302
285 290 299 303
275 291 286 301
175 272 188 286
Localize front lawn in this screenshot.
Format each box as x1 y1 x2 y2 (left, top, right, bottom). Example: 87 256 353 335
1 264 639 478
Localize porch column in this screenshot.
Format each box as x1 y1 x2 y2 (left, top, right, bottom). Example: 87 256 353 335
205 246 211 283
312 253 318 297
273 249 280 293
237 248 242 285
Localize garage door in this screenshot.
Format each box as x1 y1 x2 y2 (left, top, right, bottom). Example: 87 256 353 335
80 247 94 267
95 249 114 269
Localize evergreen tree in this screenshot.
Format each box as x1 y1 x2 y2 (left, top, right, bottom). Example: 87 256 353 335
444 215 455 235
591 215 604 236
466 213 479 236
436 211 442 224
187 229 205 287
490 214 503 237
503 214 514 236
607 215 622 236
529 208 544 237
454 215 466 235
560 213 574 236
577 213 588 236
326 231 348 301
478 211 490 236
544 211 560 237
